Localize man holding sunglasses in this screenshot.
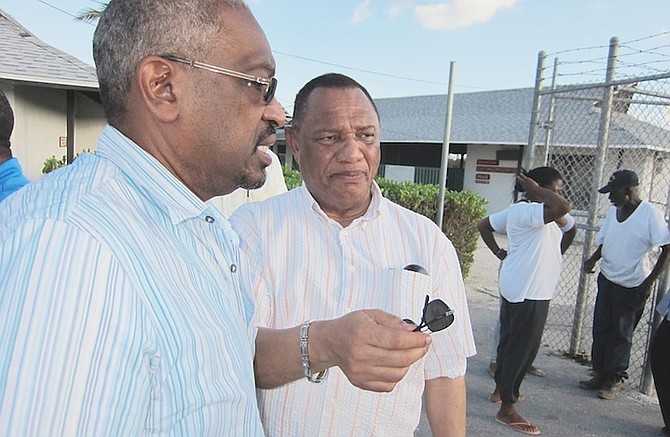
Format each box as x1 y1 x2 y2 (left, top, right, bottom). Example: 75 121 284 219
0 2 432 435
231 73 475 437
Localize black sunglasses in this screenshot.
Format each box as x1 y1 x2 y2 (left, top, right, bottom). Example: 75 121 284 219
404 295 454 333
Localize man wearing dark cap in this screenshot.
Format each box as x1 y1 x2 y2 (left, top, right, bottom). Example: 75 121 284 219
0 88 29 202
580 169 670 399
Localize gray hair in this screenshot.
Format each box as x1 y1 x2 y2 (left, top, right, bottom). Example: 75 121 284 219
93 0 247 124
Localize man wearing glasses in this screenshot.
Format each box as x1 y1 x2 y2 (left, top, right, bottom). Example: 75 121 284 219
0 1 431 435
231 73 476 437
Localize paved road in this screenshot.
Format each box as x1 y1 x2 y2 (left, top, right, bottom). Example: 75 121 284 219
414 237 664 436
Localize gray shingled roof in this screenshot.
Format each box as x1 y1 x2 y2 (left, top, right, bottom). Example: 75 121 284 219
375 88 535 145
0 9 98 90
375 87 670 150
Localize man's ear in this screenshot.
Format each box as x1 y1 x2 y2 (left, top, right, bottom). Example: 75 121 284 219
285 126 301 165
136 56 180 123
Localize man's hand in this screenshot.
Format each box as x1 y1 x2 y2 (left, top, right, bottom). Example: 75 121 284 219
310 309 432 392
583 247 602 275
584 257 598 273
516 172 540 193
638 279 653 302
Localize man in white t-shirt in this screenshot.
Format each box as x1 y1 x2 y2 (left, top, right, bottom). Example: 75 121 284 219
581 169 670 400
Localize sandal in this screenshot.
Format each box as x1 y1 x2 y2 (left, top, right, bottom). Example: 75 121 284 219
495 417 541 435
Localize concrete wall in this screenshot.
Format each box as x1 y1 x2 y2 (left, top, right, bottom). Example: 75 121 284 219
1 82 106 181
463 144 518 215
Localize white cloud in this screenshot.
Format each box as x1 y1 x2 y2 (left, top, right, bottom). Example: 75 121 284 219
352 0 374 25
413 0 519 30
389 0 414 18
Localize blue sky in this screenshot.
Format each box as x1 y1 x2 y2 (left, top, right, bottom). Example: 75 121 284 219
2 0 669 111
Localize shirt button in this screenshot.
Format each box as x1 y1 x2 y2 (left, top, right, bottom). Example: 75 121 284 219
205 216 215 223
349 266 355 272
230 264 237 273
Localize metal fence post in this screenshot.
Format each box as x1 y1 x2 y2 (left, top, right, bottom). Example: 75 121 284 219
570 37 619 355
436 61 456 229
542 58 559 166
524 51 546 171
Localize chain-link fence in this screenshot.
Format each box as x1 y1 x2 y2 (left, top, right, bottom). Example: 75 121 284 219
525 38 670 392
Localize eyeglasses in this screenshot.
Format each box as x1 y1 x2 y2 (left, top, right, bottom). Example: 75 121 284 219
161 55 277 104
404 295 454 333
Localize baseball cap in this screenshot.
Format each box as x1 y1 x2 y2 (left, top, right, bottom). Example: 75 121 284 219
598 169 639 193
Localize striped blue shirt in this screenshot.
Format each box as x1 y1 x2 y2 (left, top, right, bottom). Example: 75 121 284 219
0 126 263 436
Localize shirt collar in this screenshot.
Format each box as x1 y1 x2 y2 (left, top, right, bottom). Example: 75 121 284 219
300 181 382 226
95 125 222 226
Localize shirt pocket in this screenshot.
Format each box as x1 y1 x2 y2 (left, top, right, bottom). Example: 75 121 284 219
358 268 431 324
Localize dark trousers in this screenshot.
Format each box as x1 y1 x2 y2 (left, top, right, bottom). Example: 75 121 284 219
651 318 670 429
495 297 550 404
591 274 646 380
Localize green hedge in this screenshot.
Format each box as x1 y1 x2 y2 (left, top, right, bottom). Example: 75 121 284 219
42 155 68 174
282 168 487 277
42 150 93 174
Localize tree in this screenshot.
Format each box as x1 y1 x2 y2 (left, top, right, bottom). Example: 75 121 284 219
76 2 107 22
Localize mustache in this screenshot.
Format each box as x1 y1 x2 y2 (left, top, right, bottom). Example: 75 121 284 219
255 123 279 148
257 123 277 141
268 120 279 135
253 124 279 156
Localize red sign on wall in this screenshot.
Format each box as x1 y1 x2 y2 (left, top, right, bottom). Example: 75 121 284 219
476 165 517 174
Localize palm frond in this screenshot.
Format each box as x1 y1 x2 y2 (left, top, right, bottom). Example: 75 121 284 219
75 2 107 22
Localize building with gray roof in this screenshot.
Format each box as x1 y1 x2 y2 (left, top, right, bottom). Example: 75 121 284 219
371 84 670 214
0 8 105 181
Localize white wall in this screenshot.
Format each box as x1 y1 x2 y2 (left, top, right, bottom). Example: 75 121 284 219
2 82 106 181
384 164 415 183
75 93 107 153
463 145 518 215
